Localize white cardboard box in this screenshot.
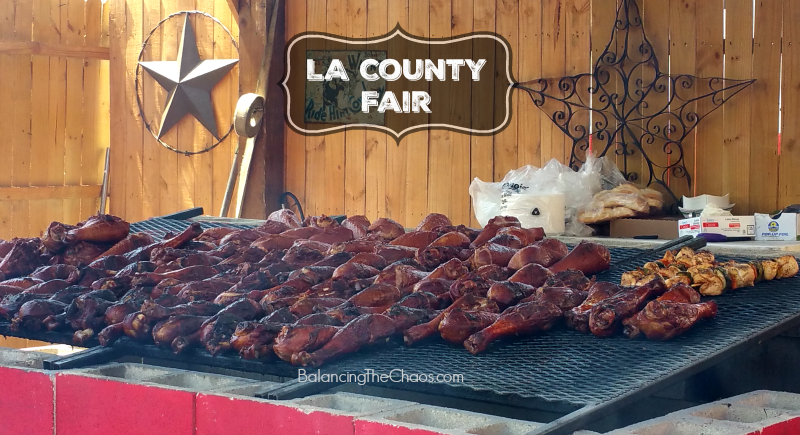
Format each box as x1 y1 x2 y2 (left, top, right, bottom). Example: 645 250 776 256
678 216 756 238
755 213 800 241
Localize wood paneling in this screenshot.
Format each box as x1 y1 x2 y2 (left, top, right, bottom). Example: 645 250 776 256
284 0 796 227
0 0 108 238
108 0 247 222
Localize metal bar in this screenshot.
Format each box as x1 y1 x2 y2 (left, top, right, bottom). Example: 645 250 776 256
262 378 343 400
160 207 204 220
525 305 800 435
43 346 121 370
99 147 110 213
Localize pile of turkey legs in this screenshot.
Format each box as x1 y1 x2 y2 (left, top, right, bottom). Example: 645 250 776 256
0 211 730 367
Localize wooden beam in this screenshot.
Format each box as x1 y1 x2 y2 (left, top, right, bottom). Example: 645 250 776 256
0 185 103 201
0 40 110 60
226 0 240 16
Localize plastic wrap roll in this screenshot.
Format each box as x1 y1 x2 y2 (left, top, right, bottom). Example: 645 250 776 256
234 93 265 137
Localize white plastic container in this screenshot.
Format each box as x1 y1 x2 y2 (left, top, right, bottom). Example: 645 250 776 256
500 193 566 235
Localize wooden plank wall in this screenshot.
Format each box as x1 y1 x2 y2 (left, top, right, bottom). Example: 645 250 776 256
284 0 795 228
0 0 109 239
108 0 247 223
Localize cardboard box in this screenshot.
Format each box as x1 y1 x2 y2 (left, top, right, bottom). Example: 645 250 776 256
678 216 755 238
755 213 800 241
609 217 680 239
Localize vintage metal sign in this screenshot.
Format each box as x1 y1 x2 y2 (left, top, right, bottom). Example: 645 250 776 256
304 50 386 126
282 26 514 142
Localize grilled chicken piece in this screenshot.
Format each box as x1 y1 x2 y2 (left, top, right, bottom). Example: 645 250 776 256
288 297 347 318
495 226 545 245
97 322 126 346
469 243 518 268
507 239 568 270
295 313 344 326
292 314 396 367
412 279 453 306
30 265 82 283
288 266 336 284
545 270 593 292
487 281 537 308
104 302 139 326
272 324 340 362
11 300 67 331
200 313 245 355
141 300 222 321
22 279 71 295
375 245 418 264
549 241 610 276
0 238 43 280
657 283 701 304
470 216 521 247
344 252 387 270
0 285 23 299
341 215 371 239
65 213 130 244
384 305 434 331
252 234 300 251
404 294 499 345
487 234 524 249
0 293 48 319
565 281 623 333
310 227 355 244
41 222 77 253
62 242 111 267
220 229 268 247
328 240 381 255
367 218 405 241
230 322 280 359
525 286 588 312
283 241 330 269
397 292 439 310
152 315 210 347
267 209 303 229
686 266 727 296
464 301 563 355
195 227 236 245
122 312 152 341
348 284 402 308
449 273 495 300
88 255 131 271
373 265 429 289
390 232 439 249
304 214 339 229
429 232 471 248
416 213 453 232
175 280 234 302
0 276 44 289
311 252 355 268
438 308 500 344
775 255 799 279
254 220 291 235
623 300 718 340
132 265 222 287
589 278 668 337
416 246 473 269
332 262 380 280
100 233 155 257
508 263 554 287
64 289 117 331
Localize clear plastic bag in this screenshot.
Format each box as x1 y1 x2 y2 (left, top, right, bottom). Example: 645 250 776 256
468 153 622 235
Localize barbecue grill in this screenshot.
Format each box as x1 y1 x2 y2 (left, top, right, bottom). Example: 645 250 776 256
2 216 799 435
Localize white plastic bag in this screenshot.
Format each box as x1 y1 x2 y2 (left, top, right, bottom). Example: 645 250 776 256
468 178 503 227
468 153 622 235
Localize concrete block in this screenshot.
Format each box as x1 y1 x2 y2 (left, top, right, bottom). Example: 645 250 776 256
607 417 761 435
145 371 253 391
730 390 800 413
0 347 50 369
79 362 177 382
291 392 416 417
691 404 788 424
465 418 541 435
55 372 195 435
355 405 504 435
210 380 282 397
196 393 356 435
0 366 54 435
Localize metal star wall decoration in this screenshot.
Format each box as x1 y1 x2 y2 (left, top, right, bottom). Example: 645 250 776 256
139 14 238 140
513 0 754 205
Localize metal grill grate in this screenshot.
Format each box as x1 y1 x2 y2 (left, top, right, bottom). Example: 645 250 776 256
320 250 800 411
129 217 256 239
